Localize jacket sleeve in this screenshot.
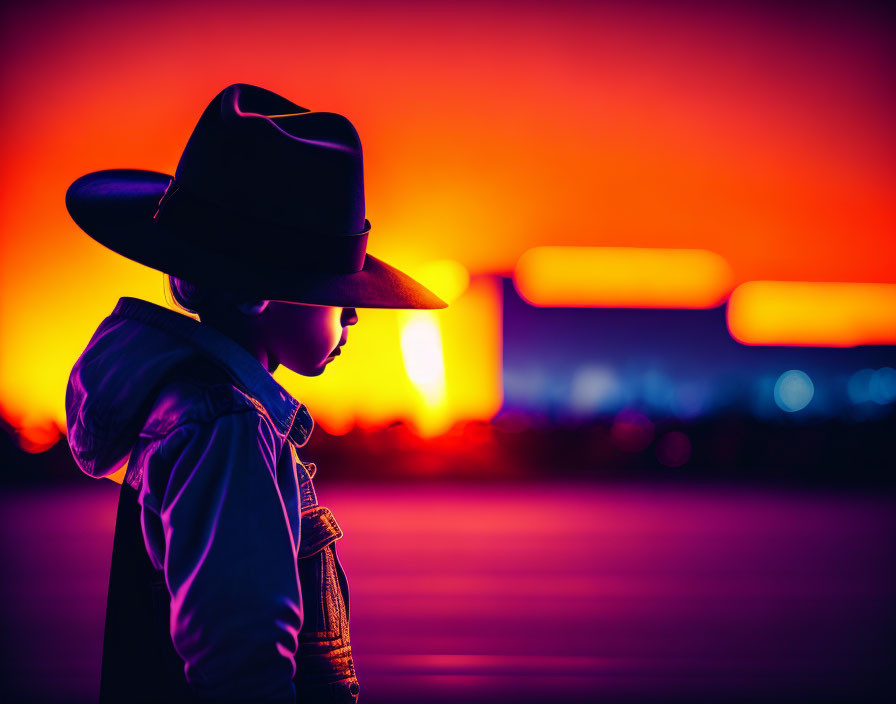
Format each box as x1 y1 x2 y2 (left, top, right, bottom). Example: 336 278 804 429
154 409 301 703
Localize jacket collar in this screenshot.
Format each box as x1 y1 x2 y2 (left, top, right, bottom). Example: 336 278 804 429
111 296 314 447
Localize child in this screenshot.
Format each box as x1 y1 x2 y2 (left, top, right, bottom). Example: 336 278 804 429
64 84 446 704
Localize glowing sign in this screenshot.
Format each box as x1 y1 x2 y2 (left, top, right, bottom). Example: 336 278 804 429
514 247 733 308
727 281 896 347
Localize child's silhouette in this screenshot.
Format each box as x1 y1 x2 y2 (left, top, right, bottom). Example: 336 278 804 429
64 84 446 704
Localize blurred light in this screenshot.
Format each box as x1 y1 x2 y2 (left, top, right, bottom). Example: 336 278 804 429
774 370 814 412
727 282 896 347
751 375 780 419
513 247 733 308
14 422 62 454
398 311 448 436
400 311 447 405
610 410 654 452
847 369 874 404
503 369 551 407
410 259 470 305
642 368 675 411
655 431 691 467
569 366 622 414
869 367 896 405
672 383 708 420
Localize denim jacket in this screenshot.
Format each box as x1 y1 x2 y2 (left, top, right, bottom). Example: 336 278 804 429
65 296 359 703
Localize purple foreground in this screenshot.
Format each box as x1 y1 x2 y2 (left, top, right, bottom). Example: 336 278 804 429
1 481 894 703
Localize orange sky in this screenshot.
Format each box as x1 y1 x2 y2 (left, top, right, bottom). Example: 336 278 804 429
1 0 893 443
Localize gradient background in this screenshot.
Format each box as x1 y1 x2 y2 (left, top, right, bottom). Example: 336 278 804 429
1 1 895 702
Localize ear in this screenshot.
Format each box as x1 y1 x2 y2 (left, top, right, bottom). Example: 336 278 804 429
236 300 270 316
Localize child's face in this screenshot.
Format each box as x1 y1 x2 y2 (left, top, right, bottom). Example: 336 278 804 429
260 302 358 376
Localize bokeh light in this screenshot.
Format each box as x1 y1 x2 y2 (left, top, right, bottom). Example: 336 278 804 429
671 382 708 420
869 367 896 405
610 410 654 452
655 431 691 467
847 368 875 404
773 370 814 412
399 313 447 399
569 366 623 415
399 310 448 434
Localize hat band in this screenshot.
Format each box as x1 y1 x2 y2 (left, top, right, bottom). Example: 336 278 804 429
152 180 369 273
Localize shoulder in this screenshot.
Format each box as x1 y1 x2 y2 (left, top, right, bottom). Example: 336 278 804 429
127 359 283 491
139 358 273 440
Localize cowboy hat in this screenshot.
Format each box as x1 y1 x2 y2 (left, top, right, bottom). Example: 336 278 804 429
65 83 447 309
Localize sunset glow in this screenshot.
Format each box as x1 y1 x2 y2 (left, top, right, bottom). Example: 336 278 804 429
0 1 893 446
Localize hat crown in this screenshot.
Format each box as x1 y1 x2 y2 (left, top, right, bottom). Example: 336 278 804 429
64 84 447 309
173 83 366 238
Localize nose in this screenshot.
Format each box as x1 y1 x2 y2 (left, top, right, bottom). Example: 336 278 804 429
342 307 359 327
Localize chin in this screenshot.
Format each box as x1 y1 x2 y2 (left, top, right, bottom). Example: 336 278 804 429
283 361 328 377
293 367 326 378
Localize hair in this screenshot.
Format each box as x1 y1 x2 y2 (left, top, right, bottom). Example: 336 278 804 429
166 274 211 315
165 273 270 320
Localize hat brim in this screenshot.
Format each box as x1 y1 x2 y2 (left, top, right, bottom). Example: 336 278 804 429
65 169 447 309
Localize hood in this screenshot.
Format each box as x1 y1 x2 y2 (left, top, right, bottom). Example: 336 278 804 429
65 308 201 478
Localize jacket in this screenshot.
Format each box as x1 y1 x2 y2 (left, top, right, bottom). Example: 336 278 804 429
65 296 359 703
